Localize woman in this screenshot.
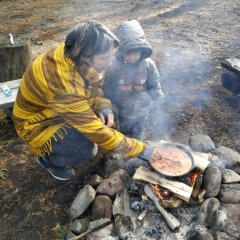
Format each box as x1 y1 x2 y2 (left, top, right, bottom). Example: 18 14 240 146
12 20 162 180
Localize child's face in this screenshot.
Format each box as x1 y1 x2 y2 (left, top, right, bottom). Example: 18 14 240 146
123 50 141 64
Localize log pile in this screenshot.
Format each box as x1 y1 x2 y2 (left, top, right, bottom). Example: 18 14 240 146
132 146 210 229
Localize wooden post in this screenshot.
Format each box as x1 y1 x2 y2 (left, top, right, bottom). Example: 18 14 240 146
0 34 32 82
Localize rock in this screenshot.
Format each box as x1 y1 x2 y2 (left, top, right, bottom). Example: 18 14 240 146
70 218 90 235
70 185 96 220
186 228 214 240
189 134 215 153
124 157 152 176
87 218 114 240
218 184 240 203
91 195 112 220
214 146 240 174
96 169 130 198
221 169 240 183
211 230 237 240
210 210 227 230
101 237 119 240
197 198 220 227
65 230 77 240
112 189 131 217
114 215 137 240
84 174 103 187
96 153 126 177
203 166 221 197
222 204 240 239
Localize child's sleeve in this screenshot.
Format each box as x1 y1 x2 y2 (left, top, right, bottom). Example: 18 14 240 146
102 67 115 102
147 59 164 100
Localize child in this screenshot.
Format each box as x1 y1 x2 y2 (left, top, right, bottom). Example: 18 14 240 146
103 20 164 141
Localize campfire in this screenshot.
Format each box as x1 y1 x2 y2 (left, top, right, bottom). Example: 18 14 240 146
64 139 239 239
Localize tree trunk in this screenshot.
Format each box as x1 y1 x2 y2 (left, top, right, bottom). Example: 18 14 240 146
0 34 32 82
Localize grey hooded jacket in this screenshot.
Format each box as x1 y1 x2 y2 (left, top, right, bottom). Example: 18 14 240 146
103 20 163 119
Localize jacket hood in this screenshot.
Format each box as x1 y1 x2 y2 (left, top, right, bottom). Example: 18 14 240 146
115 20 153 60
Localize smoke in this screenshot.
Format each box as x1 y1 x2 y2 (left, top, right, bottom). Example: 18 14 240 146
147 45 216 141
213 157 232 170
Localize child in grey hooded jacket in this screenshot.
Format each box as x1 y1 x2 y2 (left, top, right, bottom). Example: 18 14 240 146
103 20 163 141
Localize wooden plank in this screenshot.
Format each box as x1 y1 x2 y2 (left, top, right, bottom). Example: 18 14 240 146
133 166 193 202
0 79 21 109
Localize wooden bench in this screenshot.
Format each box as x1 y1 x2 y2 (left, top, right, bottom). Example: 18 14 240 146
0 79 21 110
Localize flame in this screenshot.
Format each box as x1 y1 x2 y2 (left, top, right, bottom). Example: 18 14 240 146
149 184 171 201
188 170 203 187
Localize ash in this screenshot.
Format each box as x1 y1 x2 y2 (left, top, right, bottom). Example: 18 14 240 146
128 181 202 240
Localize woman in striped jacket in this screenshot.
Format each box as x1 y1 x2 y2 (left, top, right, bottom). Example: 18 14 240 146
12 20 162 181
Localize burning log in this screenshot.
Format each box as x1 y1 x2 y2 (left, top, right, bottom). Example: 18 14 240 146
144 185 180 231
149 184 183 208
198 189 206 200
176 169 203 198
133 166 193 202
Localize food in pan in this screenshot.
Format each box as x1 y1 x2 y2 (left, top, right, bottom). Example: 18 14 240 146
151 145 193 177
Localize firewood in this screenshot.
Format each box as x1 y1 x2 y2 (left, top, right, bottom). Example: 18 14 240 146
191 174 203 198
144 185 180 231
190 151 210 170
138 209 148 220
198 189 206 200
133 166 193 202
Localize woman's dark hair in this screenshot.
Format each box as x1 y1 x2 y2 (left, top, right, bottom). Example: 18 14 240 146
65 20 119 64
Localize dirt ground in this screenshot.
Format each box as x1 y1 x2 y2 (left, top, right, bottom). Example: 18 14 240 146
0 0 240 239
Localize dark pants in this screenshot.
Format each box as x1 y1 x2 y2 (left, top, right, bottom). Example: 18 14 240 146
119 115 148 141
43 127 98 167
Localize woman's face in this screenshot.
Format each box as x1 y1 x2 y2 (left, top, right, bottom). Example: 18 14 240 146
81 43 115 73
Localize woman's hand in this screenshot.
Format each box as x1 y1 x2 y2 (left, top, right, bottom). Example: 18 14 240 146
148 148 162 164
99 111 114 128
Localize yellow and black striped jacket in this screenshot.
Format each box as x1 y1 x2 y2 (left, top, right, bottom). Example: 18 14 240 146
12 43 146 158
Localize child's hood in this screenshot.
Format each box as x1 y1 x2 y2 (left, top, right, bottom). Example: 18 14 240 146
115 20 153 60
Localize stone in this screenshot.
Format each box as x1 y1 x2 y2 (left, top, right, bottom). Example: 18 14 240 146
87 218 114 240
112 189 132 217
96 152 126 178
189 134 215 153
70 185 96 220
221 169 240 183
222 204 240 239
218 184 240 203
101 237 119 240
197 198 220 227
203 166 221 198
124 157 153 176
214 146 240 174
70 218 90 235
96 169 130 198
114 215 137 240
211 230 237 240
65 230 77 240
84 174 103 187
186 228 214 240
210 210 227 230
91 195 112 220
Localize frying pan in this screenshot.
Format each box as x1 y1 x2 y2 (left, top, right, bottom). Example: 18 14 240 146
146 143 194 177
